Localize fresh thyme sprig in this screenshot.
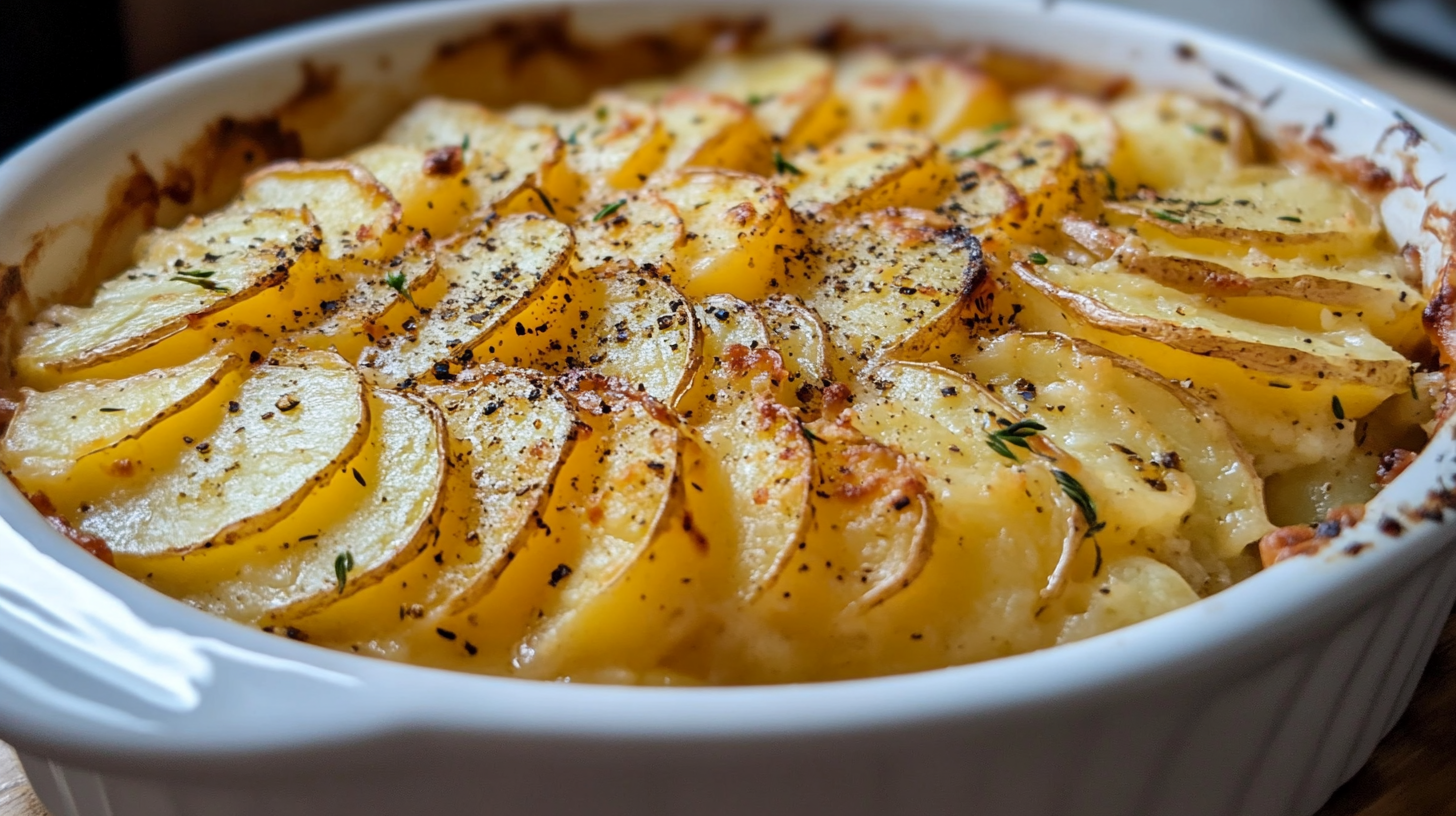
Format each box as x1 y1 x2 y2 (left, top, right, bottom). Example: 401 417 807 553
1052 469 1106 537
385 270 416 308
985 419 1046 462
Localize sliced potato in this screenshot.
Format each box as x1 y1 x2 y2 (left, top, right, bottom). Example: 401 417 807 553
1105 167 1383 257
413 365 581 614
572 189 684 271
834 48 928 131
71 349 369 560
680 49 848 150
513 372 709 678
907 56 1012 140
18 207 322 377
758 293 830 411
1 352 242 488
942 128 1086 238
1109 91 1256 190
1057 556 1199 644
296 234 439 360
493 263 701 407
937 161 1029 239
1008 254 1412 398
509 92 668 192
682 304 811 602
775 406 933 612
384 97 570 216
239 161 403 262
655 89 773 175
164 388 447 624
656 169 795 301
349 143 478 239
851 362 1084 599
1013 89 1133 181
682 294 771 409
954 332 1272 574
359 213 573 386
782 130 949 216
790 209 984 380
1061 216 1425 348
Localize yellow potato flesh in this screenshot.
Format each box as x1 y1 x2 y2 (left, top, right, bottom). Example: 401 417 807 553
150 388 446 624
64 350 368 561
657 170 795 301
2 352 241 488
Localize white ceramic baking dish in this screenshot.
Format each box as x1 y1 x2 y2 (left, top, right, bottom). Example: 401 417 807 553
2 1 1455 814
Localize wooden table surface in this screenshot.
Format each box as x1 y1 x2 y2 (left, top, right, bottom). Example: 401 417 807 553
5 58 1456 816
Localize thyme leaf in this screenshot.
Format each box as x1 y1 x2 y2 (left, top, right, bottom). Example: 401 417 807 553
334 551 355 594
593 199 626 222
773 150 803 176
1052 469 1105 537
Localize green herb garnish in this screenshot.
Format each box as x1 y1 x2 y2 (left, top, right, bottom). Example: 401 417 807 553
1193 198 1224 206
985 121 1013 134
1150 209 1184 223
170 276 228 292
461 134 471 152
952 139 1002 160
773 150 803 176
746 93 766 106
1052 469 1105 537
385 270 417 308
1028 252 1049 265
986 419 1045 462
334 551 355 594
593 199 627 222
1278 215 1302 223
801 425 824 445
176 269 215 278
1102 168 1119 200
1332 395 1345 420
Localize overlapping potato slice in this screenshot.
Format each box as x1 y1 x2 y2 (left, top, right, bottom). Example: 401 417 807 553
511 372 710 678
850 362 1082 600
1056 555 1199 644
656 169 795 300
349 143 479 239
1009 254 1412 398
66 349 369 561
494 263 700 407
572 189 684 271
758 293 830 411
682 297 812 602
383 97 571 215
296 234 439 360
1006 254 1406 474
679 48 847 150
273 365 580 668
1105 167 1382 257
768 397 934 612
359 213 573 386
907 56 1012 140
1013 89 1133 181
239 161 403 262
17 207 322 379
1061 216 1425 349
1 352 242 488
941 127 1086 240
834 48 927 131
953 332 1272 580
655 89 773 175
160 388 447 624
790 209 984 380
508 92 668 193
1108 91 1256 190
412 365 580 614
782 130 949 216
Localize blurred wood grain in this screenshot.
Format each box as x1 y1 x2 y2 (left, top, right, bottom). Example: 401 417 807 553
2 58 1456 816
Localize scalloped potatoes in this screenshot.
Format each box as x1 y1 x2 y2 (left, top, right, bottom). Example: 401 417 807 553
2 43 1434 685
